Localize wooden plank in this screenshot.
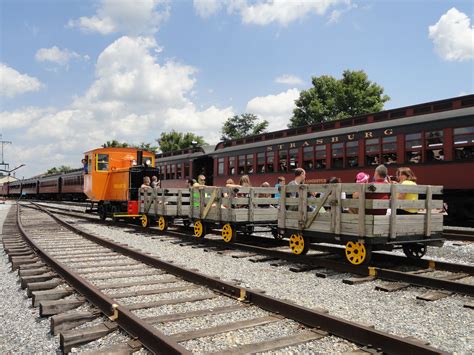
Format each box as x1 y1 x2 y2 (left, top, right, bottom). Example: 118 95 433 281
343 276 376 285
375 282 409 292
213 330 327 355
358 184 366 236
40 298 85 316
416 290 452 301
278 186 287 229
304 188 331 230
81 340 143 355
32 289 73 307
60 321 118 353
51 311 100 335
248 188 254 222
390 184 398 240
425 185 432 237
126 294 217 310
109 285 197 299
144 305 244 324
171 315 279 342
177 189 182 216
335 183 342 235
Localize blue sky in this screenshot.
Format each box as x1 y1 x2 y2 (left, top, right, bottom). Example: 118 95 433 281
1 0 473 178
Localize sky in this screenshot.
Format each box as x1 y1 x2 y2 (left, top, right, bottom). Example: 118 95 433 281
0 0 473 178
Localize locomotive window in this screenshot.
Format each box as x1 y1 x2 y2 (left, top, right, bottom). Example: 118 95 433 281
382 136 397 165
365 138 380 166
257 152 265 173
266 151 274 173
426 130 444 162
289 148 298 170
246 154 254 174
97 154 109 171
228 156 235 175
346 141 358 168
454 126 474 160
279 150 287 172
238 155 246 174
405 133 422 164
332 143 343 168
315 145 326 169
217 158 224 175
303 146 314 170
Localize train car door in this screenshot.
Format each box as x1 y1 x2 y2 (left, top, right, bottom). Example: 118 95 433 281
192 156 214 185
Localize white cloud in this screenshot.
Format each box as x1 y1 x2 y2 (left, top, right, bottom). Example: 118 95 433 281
193 0 223 18
67 0 170 35
0 63 43 98
246 88 299 131
35 46 88 66
275 74 304 85
2 35 233 177
194 0 351 26
429 7 474 62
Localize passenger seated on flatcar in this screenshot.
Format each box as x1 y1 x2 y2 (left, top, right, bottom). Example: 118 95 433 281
365 165 390 215
287 168 315 212
258 182 274 208
395 167 418 215
349 172 369 214
141 176 152 189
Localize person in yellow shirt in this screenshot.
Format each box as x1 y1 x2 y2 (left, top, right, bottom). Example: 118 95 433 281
396 167 418 214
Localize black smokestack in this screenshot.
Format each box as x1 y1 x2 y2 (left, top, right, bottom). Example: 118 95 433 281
137 150 143 166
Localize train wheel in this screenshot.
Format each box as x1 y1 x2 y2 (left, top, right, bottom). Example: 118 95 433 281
157 216 168 231
289 234 309 255
193 220 206 239
141 214 150 228
271 227 283 240
402 244 427 260
98 207 107 221
222 223 237 243
345 241 371 265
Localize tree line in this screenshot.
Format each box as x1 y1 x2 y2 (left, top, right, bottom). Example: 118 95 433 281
46 70 389 174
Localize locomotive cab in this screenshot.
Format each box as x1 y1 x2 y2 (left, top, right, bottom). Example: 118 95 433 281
83 147 158 220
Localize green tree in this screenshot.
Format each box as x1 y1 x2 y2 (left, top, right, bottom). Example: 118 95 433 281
130 142 159 153
101 140 129 148
157 131 206 153
221 113 269 141
289 70 390 127
46 165 73 175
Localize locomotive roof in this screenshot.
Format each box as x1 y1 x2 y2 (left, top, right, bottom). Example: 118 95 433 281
210 105 474 156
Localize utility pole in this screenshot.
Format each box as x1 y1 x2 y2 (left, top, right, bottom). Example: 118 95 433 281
0 134 12 173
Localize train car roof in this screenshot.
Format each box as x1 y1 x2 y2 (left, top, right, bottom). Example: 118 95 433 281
209 103 474 156
156 145 215 163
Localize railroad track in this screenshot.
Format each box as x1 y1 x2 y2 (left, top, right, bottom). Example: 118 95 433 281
442 227 474 242
1 202 448 354
32 202 474 301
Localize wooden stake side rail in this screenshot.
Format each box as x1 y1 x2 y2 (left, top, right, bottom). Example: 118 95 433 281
279 183 444 240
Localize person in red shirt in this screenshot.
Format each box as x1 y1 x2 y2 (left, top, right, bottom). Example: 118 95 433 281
366 165 390 215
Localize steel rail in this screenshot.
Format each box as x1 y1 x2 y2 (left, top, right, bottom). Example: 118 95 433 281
28 202 447 355
16 204 190 355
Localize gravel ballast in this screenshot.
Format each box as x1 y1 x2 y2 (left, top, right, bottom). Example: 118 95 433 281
72 217 473 353
1 202 473 353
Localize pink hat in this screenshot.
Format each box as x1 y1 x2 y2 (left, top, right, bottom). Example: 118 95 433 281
356 172 369 183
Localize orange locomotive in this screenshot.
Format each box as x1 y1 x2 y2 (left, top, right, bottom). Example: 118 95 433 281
83 147 158 220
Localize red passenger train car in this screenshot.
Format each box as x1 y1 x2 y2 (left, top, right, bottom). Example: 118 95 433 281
156 94 474 224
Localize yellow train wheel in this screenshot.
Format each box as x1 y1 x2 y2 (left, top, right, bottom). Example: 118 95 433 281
141 214 149 228
345 241 369 265
193 220 206 239
289 234 309 255
157 216 168 231
222 223 236 243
